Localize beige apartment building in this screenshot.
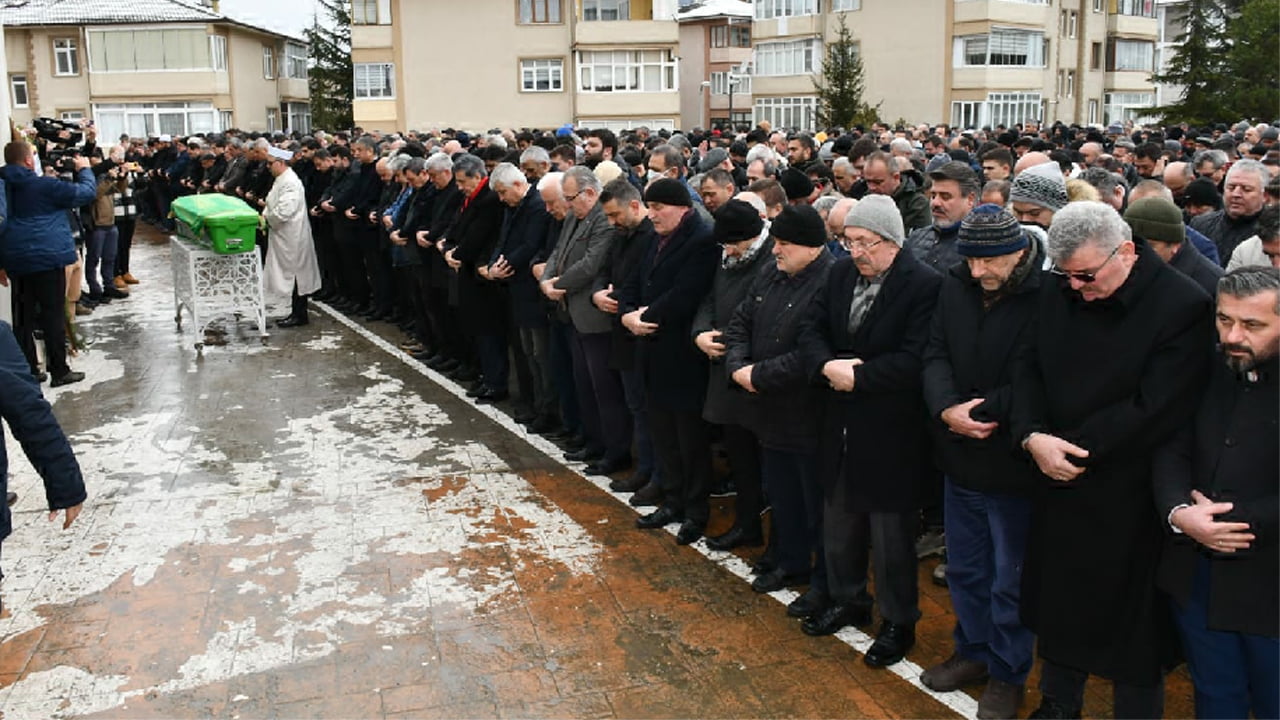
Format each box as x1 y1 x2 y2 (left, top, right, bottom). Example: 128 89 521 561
677 0 754 129
1 0 310 140
751 0 1159 131
352 0 686 133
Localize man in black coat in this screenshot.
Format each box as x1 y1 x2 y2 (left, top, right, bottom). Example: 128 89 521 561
1124 196 1222 297
327 138 380 314
414 153 466 377
693 200 773 551
919 205 1044 719
1155 266 1279 720
797 194 942 668
1011 201 1214 720
620 178 720 545
1191 160 1270 266
723 205 834 606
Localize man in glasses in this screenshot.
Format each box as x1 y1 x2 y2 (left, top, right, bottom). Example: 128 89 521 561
798 195 942 668
918 205 1045 719
1011 201 1214 719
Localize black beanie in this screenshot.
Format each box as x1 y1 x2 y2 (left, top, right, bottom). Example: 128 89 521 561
643 178 692 207
769 205 827 247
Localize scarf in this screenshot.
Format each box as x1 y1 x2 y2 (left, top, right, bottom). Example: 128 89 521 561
722 222 771 269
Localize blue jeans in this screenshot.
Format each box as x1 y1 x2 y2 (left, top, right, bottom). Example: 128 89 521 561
944 480 1035 684
86 225 119 296
1172 556 1279 720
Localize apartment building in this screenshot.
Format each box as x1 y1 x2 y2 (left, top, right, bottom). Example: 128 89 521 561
677 0 754 129
750 0 1159 131
351 0 685 133
1 0 310 139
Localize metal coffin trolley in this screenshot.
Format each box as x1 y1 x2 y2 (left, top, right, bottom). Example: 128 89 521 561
170 235 269 352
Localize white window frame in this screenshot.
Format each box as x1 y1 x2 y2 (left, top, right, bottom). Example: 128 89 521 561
262 45 275 80
1093 0 1103 11
753 96 818 132
211 35 227 72
93 101 216 140
521 58 564 92
351 0 392 25
54 37 79 76
353 62 396 99
582 0 629 21
60 110 85 122
285 102 310 134
518 0 562 23
284 42 308 80
832 0 862 11
1109 38 1155 72
951 100 982 129
754 0 817 20
1088 99 1099 125
10 75 28 108
220 109 234 130
1068 10 1078 39
953 28 1045 68
576 49 677 93
710 71 750 95
986 91 1041 127
1104 91 1154 125
266 107 279 133
754 38 822 76
1115 0 1156 17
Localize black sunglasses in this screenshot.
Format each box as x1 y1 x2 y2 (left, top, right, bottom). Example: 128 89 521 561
1050 245 1120 284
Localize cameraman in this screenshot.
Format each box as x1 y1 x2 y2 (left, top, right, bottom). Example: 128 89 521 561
0 141 97 387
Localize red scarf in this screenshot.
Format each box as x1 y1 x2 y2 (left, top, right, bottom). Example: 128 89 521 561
462 177 489 211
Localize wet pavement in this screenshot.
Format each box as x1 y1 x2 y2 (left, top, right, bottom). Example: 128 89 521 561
0 226 1192 719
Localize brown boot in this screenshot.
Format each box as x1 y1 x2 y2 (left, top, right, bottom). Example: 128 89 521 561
977 678 1024 720
114 275 127 289
122 273 140 284
920 652 988 692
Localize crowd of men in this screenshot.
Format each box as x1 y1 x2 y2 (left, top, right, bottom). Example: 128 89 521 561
1 115 1277 720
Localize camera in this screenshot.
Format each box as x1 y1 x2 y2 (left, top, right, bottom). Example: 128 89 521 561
33 117 84 174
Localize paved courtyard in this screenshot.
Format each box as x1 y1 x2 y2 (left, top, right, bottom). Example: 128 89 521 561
0 228 1192 719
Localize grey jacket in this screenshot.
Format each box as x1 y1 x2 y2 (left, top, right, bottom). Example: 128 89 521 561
543 202 618 334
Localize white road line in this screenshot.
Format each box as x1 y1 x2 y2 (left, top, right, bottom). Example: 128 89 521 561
315 301 981 720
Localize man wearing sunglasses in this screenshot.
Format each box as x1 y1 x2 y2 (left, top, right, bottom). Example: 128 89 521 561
1011 201 1214 720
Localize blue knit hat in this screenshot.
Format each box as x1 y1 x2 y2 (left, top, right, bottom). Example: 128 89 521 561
958 204 1028 257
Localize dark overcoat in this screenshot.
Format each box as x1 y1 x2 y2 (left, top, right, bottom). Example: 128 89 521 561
491 186 552 329
448 181 506 332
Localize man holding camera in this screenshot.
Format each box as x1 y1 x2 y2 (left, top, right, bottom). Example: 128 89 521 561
0 141 97 386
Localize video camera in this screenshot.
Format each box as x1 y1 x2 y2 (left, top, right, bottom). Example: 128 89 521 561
33 117 84 174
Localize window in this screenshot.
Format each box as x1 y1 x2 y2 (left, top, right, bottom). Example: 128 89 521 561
94 102 215 139
755 0 816 20
354 62 395 99
1088 99 1099 125
1064 70 1075 97
583 0 629 20
285 42 308 80
987 91 1041 127
710 71 750 95
59 110 85 123
754 96 818 131
519 0 561 23
832 0 862 11
1108 38 1154 71
1059 9 1067 35
211 35 227 72
88 29 216 72
1090 41 1102 69
285 102 310 134
754 38 822 76
576 49 677 93
352 0 392 24
10 75 28 108
711 24 751 48
1093 0 1103 11
1113 0 1156 18
1068 11 1078 38
953 29 1045 67
220 110 234 130
54 38 79 76
951 100 982 129
263 46 275 79
521 58 564 92
267 107 279 133
1104 91 1154 125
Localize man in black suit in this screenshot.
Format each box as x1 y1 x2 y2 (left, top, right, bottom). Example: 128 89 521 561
1156 266 1279 720
798 194 942 668
620 178 720 545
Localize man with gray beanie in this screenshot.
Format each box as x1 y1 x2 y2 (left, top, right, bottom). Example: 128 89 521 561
798 194 942 667
919 204 1045 719
1125 196 1222 296
1009 162 1068 231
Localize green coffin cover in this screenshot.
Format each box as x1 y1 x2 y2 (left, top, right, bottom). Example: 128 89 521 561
170 194 260 236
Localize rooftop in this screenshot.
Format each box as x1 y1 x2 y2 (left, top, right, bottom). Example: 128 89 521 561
675 0 751 21
0 0 305 41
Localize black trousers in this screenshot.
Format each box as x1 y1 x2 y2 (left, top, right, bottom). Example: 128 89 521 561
336 222 370 306
364 235 395 314
10 269 70 377
1039 659 1165 719
311 218 340 295
649 405 712 525
722 423 763 535
824 482 920 625
291 283 308 321
114 218 136 276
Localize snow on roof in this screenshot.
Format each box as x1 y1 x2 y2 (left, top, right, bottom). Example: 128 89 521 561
0 0 304 41
676 0 752 21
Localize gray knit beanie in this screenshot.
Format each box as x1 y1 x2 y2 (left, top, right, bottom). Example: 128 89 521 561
844 195 905 247
1009 162 1068 212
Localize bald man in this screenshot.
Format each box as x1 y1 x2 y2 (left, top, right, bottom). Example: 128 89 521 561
1163 162 1194 205
1080 142 1103 168
1014 151 1053 176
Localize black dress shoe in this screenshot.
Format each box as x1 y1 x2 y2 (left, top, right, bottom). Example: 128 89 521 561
275 315 309 328
527 415 560 435
466 382 487 398
675 520 705 546
34 371 48 383
448 366 479 382
433 358 461 373
751 550 778 575
609 472 649 493
750 567 809 593
786 587 828 619
802 603 871 636
51 371 86 387
863 621 915 668
704 526 764 552
636 506 683 529
475 388 509 403
628 481 663 508
1027 699 1081 719
563 447 603 463
584 456 632 476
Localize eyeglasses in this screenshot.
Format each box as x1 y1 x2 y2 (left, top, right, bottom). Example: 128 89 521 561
563 191 581 202
1050 245 1120 284
843 237 885 253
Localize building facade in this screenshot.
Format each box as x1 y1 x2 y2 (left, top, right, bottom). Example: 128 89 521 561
1 0 310 139
751 0 1158 131
352 0 686 133
677 0 754 130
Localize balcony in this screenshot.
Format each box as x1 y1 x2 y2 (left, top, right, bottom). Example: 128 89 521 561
89 70 228 99
952 66 1048 91
752 14 821 40
1104 70 1156 91
276 76 309 101
352 24 393 50
575 19 677 46
953 0 1052 27
1107 13 1158 38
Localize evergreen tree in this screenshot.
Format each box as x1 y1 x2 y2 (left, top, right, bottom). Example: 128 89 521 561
813 15 878 130
1222 0 1279 121
306 0 353 132
1149 0 1233 124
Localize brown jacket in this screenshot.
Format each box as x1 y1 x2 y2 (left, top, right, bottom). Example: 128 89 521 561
91 174 126 228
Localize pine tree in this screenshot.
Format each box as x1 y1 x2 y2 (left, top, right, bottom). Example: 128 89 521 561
306 0 353 132
812 14 878 130
1222 0 1279 121
1148 0 1233 124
